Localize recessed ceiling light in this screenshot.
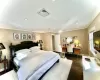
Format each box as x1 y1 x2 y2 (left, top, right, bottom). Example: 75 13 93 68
25 18 28 20
52 0 56 2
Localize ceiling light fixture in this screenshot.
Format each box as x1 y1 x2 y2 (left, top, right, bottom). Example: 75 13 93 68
25 18 28 20
38 8 50 17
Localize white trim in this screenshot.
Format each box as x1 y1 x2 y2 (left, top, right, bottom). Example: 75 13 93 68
0 23 88 33
64 27 87 32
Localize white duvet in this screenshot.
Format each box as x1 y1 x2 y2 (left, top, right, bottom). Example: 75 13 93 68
0 58 72 80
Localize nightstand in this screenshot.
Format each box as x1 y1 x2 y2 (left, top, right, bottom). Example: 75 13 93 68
0 59 8 72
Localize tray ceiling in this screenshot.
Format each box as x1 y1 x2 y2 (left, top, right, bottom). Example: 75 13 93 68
0 0 99 33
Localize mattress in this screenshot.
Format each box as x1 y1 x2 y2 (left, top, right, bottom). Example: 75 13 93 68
0 58 72 80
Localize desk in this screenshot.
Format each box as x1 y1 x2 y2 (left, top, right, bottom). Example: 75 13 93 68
73 47 81 54
62 47 67 52
94 47 100 52
62 47 81 54
82 56 100 80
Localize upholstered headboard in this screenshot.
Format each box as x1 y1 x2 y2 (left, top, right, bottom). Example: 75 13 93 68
9 41 38 61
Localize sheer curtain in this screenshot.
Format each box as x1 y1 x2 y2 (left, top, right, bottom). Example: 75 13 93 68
89 32 95 56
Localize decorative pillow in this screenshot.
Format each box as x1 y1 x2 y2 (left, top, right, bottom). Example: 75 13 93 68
16 54 27 60
29 46 40 52
15 49 31 60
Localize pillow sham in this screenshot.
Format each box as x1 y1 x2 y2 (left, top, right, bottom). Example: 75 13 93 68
16 54 27 60
29 46 40 52
15 49 31 60
15 49 31 55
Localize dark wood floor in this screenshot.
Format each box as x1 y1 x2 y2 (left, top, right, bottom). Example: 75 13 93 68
66 54 83 80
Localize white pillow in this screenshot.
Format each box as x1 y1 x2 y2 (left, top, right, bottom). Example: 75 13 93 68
30 46 40 52
15 49 31 60
16 54 27 60
15 49 31 55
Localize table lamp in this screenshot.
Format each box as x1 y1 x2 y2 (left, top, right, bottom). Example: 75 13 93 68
74 39 79 47
39 40 43 50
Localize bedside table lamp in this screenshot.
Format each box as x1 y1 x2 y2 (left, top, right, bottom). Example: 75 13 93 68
39 40 43 50
0 43 5 61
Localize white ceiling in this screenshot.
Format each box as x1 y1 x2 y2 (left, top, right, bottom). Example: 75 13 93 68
0 0 99 33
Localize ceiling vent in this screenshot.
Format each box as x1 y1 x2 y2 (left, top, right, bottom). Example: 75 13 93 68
38 8 50 17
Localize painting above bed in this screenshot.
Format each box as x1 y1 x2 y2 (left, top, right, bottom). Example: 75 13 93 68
13 33 21 40
13 33 35 40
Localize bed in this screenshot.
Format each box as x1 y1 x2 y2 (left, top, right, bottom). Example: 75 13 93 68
7 41 72 80
9 41 39 71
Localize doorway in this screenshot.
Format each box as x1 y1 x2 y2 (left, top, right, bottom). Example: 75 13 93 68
52 35 55 51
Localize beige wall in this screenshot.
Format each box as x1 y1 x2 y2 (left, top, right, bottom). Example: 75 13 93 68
61 28 88 55
0 28 41 61
40 33 53 51
88 13 100 56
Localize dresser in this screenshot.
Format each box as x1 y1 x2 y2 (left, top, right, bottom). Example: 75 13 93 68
62 46 81 54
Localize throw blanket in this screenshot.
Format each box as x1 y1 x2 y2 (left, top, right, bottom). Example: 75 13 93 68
17 51 60 80
18 51 53 66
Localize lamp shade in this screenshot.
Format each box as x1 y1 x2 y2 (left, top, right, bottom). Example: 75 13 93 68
74 40 79 44
0 43 5 50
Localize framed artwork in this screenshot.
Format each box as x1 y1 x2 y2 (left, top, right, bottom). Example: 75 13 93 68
13 33 21 40
28 34 33 40
21 33 27 40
